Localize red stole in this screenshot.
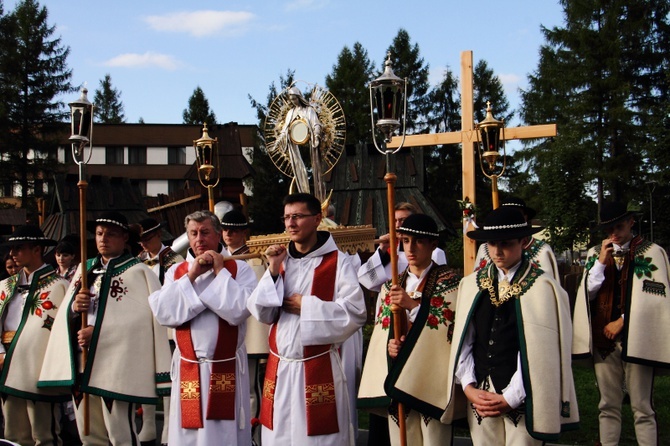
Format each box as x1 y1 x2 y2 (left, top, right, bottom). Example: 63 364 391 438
260 250 340 436
173 259 239 429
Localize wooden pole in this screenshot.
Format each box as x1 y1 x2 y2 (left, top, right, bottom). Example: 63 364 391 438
491 175 500 209
77 167 90 436
461 51 477 272
384 156 407 446
207 185 215 213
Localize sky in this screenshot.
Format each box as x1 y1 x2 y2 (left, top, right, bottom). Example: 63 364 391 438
7 0 566 129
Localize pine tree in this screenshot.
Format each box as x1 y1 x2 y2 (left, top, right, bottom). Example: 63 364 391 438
183 86 217 125
325 42 375 145
93 73 125 124
518 0 670 251
245 70 294 235
0 0 73 209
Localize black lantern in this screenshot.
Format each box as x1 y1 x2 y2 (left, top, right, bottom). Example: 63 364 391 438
370 52 407 148
68 88 94 148
475 101 506 208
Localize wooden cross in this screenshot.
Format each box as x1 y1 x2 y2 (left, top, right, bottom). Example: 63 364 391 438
388 51 557 272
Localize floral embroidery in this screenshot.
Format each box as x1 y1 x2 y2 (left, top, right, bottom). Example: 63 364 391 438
109 277 128 301
29 290 57 318
633 255 658 279
584 253 598 271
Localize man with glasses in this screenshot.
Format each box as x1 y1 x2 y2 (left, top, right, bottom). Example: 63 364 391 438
248 193 366 445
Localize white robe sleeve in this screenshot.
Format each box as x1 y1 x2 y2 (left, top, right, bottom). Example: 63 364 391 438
198 260 255 326
149 262 207 327
246 268 284 325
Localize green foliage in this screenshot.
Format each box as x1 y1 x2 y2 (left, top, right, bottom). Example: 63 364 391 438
182 86 217 126
518 0 670 252
93 73 125 124
325 42 375 145
0 0 73 207
245 70 293 235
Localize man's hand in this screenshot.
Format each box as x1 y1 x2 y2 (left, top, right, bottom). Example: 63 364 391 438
0 352 5 371
266 244 287 277
77 326 94 349
464 384 512 418
282 293 302 314
188 250 222 282
377 234 391 254
73 291 94 313
388 285 418 311
599 238 614 264
604 317 624 340
388 335 405 359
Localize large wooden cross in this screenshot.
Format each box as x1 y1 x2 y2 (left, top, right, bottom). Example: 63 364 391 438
388 51 557 272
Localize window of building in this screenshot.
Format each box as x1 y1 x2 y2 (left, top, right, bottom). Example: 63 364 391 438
105 146 124 164
168 146 186 164
168 179 186 194
128 146 147 165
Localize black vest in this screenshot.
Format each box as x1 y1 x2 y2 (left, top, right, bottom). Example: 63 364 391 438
473 284 519 393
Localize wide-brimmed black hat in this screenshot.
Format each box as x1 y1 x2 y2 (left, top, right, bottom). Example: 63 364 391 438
87 211 129 233
598 202 635 228
137 218 165 238
397 214 439 240
467 206 543 242
4 225 57 247
221 210 248 229
500 196 536 221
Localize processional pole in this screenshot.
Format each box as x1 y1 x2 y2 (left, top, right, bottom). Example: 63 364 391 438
68 88 94 436
475 101 506 209
370 52 408 446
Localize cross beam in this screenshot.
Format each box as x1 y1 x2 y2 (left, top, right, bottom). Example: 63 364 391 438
387 51 557 272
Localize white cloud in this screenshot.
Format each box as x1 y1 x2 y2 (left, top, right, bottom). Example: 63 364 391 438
498 73 522 89
284 0 329 11
144 10 255 37
103 52 182 71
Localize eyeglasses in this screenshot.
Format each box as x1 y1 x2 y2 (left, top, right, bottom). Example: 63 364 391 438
281 213 317 223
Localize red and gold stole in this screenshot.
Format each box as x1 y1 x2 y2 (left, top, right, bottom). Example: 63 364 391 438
173 259 239 429
260 250 340 436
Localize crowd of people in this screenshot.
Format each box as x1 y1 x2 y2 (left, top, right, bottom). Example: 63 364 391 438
0 193 667 446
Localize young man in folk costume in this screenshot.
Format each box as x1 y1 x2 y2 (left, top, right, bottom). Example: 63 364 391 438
358 202 447 292
473 197 559 280
446 206 578 445
136 217 184 446
247 193 367 446
38 211 172 446
149 210 257 446
220 209 269 444
573 201 670 446
358 214 461 445
0 226 70 445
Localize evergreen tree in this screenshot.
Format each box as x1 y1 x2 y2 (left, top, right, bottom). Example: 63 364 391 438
93 73 125 124
518 0 670 251
245 70 294 235
385 29 431 135
182 86 217 125
325 42 375 145
0 0 73 209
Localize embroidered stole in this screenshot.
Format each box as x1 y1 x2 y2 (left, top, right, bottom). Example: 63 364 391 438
260 250 340 436
173 260 239 429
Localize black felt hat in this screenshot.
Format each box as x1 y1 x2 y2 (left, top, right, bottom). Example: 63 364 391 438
500 196 536 221
221 210 248 229
4 225 57 247
87 211 129 233
598 202 635 228
467 206 542 242
137 218 165 238
397 214 439 240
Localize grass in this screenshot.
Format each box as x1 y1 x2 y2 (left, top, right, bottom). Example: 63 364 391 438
357 356 670 445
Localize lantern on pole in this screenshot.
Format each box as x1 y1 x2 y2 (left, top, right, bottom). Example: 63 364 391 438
193 123 220 212
475 101 506 209
68 87 94 436
369 51 409 446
